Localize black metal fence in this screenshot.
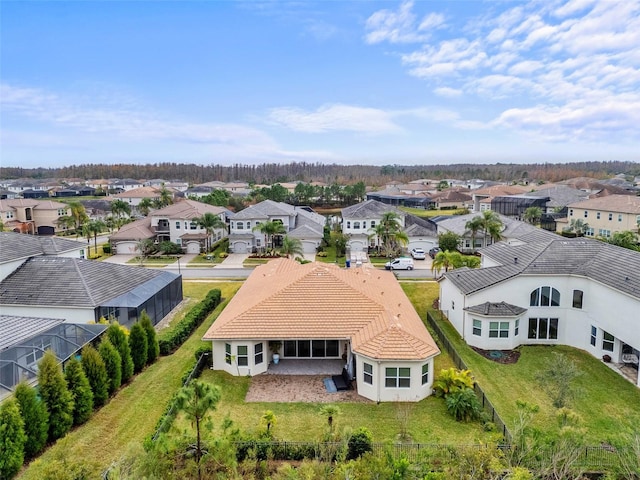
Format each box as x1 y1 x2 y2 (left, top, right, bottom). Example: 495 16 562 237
426 310 513 443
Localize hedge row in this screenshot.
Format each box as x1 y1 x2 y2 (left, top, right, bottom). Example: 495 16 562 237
158 289 221 355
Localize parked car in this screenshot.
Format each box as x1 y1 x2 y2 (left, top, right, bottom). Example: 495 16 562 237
428 247 441 259
385 257 414 270
410 248 426 260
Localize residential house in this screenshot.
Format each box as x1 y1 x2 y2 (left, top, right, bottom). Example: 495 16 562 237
556 195 640 238
0 198 70 235
342 199 439 253
228 200 324 254
438 236 640 386
429 189 472 210
366 186 435 209
0 231 86 281
110 178 144 193
111 186 177 209
471 184 529 213
434 213 559 253
109 199 228 254
203 258 440 402
0 256 182 327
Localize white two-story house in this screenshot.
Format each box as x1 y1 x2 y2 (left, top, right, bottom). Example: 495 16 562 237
439 236 640 387
228 200 325 254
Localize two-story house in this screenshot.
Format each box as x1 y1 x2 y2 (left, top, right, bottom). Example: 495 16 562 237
556 195 640 238
0 198 70 235
109 199 228 254
439 236 640 387
228 200 325 254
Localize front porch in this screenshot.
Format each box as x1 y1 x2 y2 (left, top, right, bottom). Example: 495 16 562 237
265 359 345 375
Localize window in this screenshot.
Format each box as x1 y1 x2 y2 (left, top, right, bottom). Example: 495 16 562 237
451 300 455 310
225 343 231 365
515 319 520 336
530 286 560 306
5 211 14 219
569 209 573 217
421 363 429 385
370 221 376 227
489 321 509 338
362 221 367 229
608 213 613 221
254 343 263 365
596 212 601 219
363 363 373 385
572 290 583 309
618 214 623 222
385 367 410 388
237 346 248 366
590 326 597 347
283 340 339 357
236 222 244 230
353 221 360 230
585 227 594 237
246 222 251 229
346 221 351 228
176 221 181 229
598 229 611 238
602 331 614 352
584 210 588 218
472 319 482 336
190 221 198 230
528 318 558 340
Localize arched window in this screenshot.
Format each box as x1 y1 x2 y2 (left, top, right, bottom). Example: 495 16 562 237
530 286 560 307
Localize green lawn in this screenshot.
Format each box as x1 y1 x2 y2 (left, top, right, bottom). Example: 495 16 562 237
429 310 640 444
399 206 468 218
19 281 242 479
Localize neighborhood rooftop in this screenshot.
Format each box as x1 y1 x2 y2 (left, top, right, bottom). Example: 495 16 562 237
204 258 439 360
0 231 83 263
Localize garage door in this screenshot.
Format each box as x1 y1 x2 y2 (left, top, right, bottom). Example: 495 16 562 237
349 240 366 253
37 226 55 235
115 241 139 254
232 241 248 253
185 241 201 254
408 241 436 252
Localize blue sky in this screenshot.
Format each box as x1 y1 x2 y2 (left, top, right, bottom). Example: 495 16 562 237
1 0 639 168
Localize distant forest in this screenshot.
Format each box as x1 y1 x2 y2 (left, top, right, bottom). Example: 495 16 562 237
1 160 638 185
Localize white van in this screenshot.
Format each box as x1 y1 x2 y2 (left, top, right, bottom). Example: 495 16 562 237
384 257 414 270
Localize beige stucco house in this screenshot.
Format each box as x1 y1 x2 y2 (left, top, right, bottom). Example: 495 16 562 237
203 258 440 402
556 194 640 238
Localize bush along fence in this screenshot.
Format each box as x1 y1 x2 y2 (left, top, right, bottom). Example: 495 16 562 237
158 288 221 355
426 310 513 444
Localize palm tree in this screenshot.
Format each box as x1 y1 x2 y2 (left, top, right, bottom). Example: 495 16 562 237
68 201 89 237
367 223 386 255
195 212 226 252
261 410 277 437
280 235 304 259
378 211 408 257
158 185 173 207
138 198 153 216
431 250 463 277
252 220 286 253
319 404 341 435
564 219 589 237
56 215 76 235
464 216 483 253
478 211 504 246
110 199 131 221
523 206 543 225
82 220 106 257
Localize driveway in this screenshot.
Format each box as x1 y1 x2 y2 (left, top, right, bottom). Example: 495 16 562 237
216 253 249 268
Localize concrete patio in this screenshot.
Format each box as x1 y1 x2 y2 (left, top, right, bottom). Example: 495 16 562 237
264 359 346 375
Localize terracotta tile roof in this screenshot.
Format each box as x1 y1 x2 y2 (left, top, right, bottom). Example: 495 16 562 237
203 258 440 361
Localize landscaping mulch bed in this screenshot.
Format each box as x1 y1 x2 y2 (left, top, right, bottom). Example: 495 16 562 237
471 347 521 364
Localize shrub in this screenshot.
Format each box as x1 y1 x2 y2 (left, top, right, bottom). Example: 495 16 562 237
140 312 159 364
13 382 49 459
347 427 374 460
0 398 26 480
158 289 222 355
218 252 229 259
129 323 149 373
37 349 74 442
107 322 134 383
81 344 109 408
64 357 94 425
102 243 111 254
433 368 475 398
99 338 122 395
445 388 482 422
316 251 328 257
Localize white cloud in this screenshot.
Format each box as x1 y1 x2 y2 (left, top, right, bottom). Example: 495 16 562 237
267 104 402 134
364 0 443 44
433 86 462 98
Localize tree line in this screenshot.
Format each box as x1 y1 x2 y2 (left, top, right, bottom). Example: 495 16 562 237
1 160 637 186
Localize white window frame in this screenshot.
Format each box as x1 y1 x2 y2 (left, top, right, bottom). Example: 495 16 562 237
421 363 429 385
602 331 614 352
225 343 231 365
237 345 248 366
254 343 263 365
385 367 410 388
528 318 559 340
472 319 481 336
363 362 373 385
489 321 509 338
590 326 597 347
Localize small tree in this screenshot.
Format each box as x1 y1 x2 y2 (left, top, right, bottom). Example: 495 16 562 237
98 338 122 396
37 350 74 442
0 398 26 480
319 404 341 435
81 344 109 408
347 427 373 460
280 235 304 259
175 381 221 480
136 238 155 265
106 322 134 383
438 231 461 252
64 357 94 425
433 368 475 398
445 388 482 422
14 382 49 459
260 410 277 438
535 352 582 408
139 312 159 364
129 322 148 373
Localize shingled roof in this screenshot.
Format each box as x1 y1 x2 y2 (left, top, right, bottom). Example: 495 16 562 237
203 258 439 361
0 257 180 308
443 238 640 299
464 302 527 317
0 232 83 263
341 199 404 219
